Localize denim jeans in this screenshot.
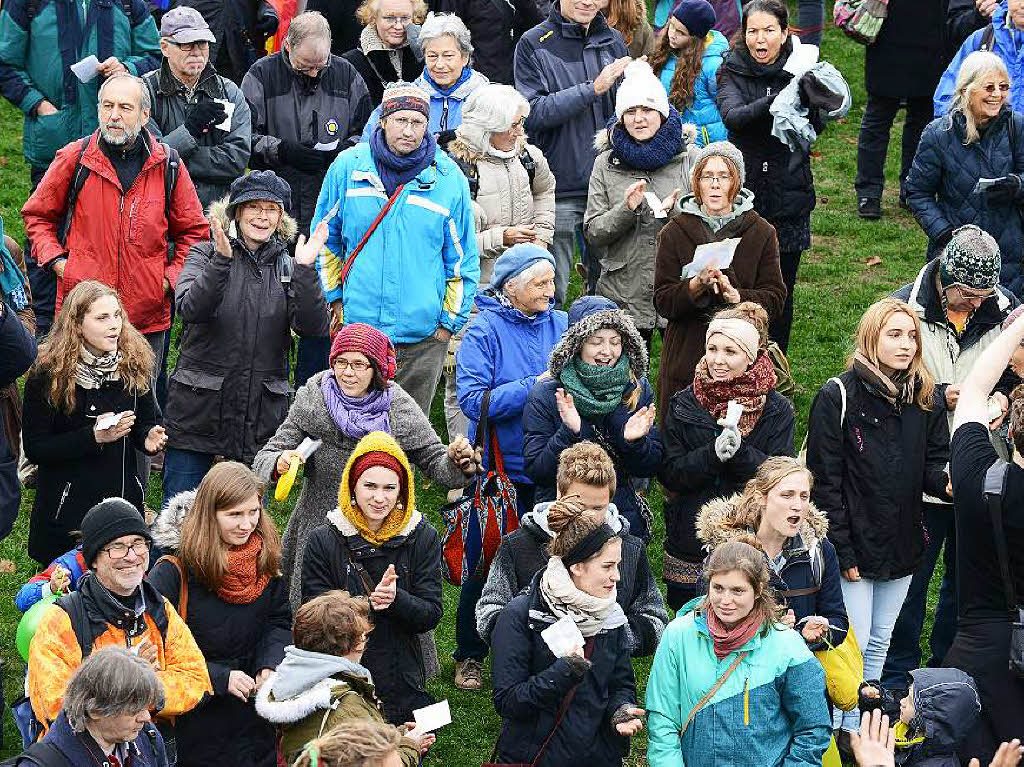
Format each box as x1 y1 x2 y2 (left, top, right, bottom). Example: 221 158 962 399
552 198 589 304
295 335 331 389
837 574 913 731
162 448 215 504
881 502 958 690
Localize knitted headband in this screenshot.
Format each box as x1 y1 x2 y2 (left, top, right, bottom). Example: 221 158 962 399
706 318 760 364
349 450 406 493
330 323 398 382
563 524 619 567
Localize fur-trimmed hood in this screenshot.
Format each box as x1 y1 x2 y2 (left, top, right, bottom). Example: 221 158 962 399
695 492 829 551
592 120 697 153
326 507 423 540
547 307 649 380
150 490 196 552
255 645 375 724
207 197 299 245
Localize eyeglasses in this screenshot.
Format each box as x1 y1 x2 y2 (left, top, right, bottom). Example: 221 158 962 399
245 203 281 217
388 115 427 130
950 284 994 302
103 540 150 560
981 82 1011 94
699 173 732 185
292 58 329 74
333 358 371 372
380 14 412 26
168 40 209 53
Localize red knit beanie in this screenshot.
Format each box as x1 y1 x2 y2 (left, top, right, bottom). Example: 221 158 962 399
330 323 398 382
349 450 407 496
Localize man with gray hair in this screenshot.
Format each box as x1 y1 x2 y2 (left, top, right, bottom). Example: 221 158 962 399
242 10 371 386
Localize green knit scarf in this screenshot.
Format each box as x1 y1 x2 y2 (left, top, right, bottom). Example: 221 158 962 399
559 354 632 418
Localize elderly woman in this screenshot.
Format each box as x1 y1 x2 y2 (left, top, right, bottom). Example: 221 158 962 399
523 296 663 543
163 171 329 500
341 0 427 105
253 322 477 608
360 13 489 140
32 648 168 765
585 60 695 349
907 51 1024 298
451 244 567 690
653 141 786 414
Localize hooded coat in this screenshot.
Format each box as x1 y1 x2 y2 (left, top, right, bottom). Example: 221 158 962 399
476 501 668 656
359 68 491 141
147 492 292 767
299 432 443 725
165 197 328 466
896 668 981 767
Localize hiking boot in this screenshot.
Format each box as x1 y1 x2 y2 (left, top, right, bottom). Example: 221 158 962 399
455 658 484 690
858 197 882 220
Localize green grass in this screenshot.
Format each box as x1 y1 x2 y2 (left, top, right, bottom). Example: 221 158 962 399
0 17 947 763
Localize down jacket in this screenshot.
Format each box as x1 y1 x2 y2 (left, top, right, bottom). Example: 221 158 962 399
38 710 167 767
166 198 328 466
905 106 1024 296
657 30 729 147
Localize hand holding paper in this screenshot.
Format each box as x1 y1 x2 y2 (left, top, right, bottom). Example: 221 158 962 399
541 615 586 658
683 238 742 279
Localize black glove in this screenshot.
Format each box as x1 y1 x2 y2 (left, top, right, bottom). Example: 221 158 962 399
984 174 1023 205
254 10 278 36
798 71 844 112
857 681 902 721
184 100 227 137
278 139 325 173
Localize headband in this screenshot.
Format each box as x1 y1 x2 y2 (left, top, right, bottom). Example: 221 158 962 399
562 524 618 567
706 318 760 364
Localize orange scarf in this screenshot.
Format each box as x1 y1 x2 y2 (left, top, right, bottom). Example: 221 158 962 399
218 532 270 604
705 603 764 659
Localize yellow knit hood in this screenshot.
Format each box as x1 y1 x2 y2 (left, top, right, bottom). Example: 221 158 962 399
337 431 416 545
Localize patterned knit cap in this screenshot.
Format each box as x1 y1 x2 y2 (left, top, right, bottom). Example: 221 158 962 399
939 225 1001 289
330 323 398 381
380 81 430 120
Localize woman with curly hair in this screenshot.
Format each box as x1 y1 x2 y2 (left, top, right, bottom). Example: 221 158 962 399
23 281 165 565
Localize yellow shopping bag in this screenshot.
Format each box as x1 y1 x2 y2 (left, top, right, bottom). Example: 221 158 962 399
813 627 864 711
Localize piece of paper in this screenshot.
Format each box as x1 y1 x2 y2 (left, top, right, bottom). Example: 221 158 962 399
722 400 744 430
96 412 124 430
314 138 340 152
682 237 741 278
643 191 668 219
783 39 819 77
71 55 101 83
988 397 1003 423
973 177 1004 195
296 437 322 461
541 615 585 658
412 700 452 733
213 99 235 131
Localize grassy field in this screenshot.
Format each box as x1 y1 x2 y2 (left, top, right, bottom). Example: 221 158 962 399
0 16 942 763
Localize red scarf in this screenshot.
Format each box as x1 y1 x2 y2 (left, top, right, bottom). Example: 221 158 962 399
218 532 270 604
705 603 764 660
692 351 777 436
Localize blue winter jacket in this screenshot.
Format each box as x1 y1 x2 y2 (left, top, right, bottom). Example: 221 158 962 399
359 68 490 142
456 291 567 483
934 3 1024 117
645 603 832 767
905 106 1024 297
658 30 729 147
311 143 480 344
40 710 169 767
15 546 87 613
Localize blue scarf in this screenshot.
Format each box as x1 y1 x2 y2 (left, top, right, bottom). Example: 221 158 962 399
370 126 437 196
607 107 684 171
321 374 393 440
0 218 29 312
423 66 472 96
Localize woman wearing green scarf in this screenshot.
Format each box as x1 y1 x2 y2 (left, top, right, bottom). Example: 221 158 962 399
523 296 663 542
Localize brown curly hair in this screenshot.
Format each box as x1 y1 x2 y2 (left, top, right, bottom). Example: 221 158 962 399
703 537 784 635
294 590 374 658
650 24 707 110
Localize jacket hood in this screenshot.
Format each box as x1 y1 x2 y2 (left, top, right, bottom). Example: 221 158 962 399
447 133 529 163
415 68 490 102
474 290 558 324
520 500 628 540
207 197 299 244
907 668 981 751
695 492 828 550
150 490 196 552
704 29 730 57
266 645 371 701
679 188 756 223
592 120 697 153
547 307 649 380
336 431 417 521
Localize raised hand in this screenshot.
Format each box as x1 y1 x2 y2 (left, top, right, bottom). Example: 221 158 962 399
370 564 398 611
211 217 233 259
295 217 331 266
716 272 741 304
624 180 647 211
623 405 656 442
660 188 682 215
145 425 167 453
555 388 582 435
971 740 1024 767
49 565 70 594
850 709 895 767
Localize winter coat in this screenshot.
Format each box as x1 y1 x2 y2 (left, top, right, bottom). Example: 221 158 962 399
255 649 420 766
342 42 423 108
456 291 567 483
22 370 159 565
28 576 211 726
653 194 787 409
301 499 442 725
618 4 655 59
147 495 292 767
166 200 328 465
242 49 372 232
805 369 951 580
514 6 630 200
252 370 468 608
0 0 160 170
311 142 480 343
645 603 831 767
905 107 1024 297
658 30 729 147
143 61 252 209
490 573 637 766
717 39 819 228
865 0 946 100
0 306 35 539
695 494 849 650
360 69 491 141
16 546 87 613
445 135 556 283
172 0 278 84
476 501 668 656
584 123 696 329
21 129 208 333
433 0 543 84
895 668 980 767
660 387 795 563
654 0 742 38
37 710 168 767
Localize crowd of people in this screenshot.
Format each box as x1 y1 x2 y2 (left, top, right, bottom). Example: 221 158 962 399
0 0 1022 762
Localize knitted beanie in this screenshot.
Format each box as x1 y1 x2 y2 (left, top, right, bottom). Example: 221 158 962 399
329 323 398 382
81 498 152 566
939 225 1001 290
380 82 430 120
615 60 670 119
671 0 717 39
349 450 407 493
692 140 746 186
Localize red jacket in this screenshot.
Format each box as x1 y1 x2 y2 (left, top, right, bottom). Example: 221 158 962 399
22 130 208 333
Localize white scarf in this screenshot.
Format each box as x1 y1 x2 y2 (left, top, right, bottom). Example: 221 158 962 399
539 556 626 638
76 344 122 390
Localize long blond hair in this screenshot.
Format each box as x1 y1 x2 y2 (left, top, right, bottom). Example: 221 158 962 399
31 281 153 414
731 456 813 532
948 51 1010 145
849 298 935 410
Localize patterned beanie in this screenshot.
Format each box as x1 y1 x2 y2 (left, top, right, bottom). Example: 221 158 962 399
330 323 398 381
380 82 430 120
939 225 1001 290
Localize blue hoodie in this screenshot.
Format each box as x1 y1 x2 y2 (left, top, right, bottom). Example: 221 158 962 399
658 30 729 147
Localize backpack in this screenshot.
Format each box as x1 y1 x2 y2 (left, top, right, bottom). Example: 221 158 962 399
25 0 137 24
798 376 847 463
979 23 996 52
0 742 65 767
436 130 536 200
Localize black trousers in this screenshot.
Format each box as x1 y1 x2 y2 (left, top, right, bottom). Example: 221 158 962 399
855 94 933 200
768 250 802 355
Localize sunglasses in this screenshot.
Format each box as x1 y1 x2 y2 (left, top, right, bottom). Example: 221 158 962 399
981 82 1011 94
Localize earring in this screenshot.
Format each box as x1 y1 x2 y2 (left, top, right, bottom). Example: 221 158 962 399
351 496 358 507
396 501 404 510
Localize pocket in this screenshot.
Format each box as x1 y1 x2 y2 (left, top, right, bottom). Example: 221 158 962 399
166 368 225 437
256 378 292 446
128 199 165 251
25 110 69 166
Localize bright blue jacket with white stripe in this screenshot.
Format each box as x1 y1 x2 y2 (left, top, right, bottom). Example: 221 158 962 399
311 143 481 344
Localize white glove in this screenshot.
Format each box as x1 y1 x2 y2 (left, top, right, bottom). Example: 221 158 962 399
715 426 741 461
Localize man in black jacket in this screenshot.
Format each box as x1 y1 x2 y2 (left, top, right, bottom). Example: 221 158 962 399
434 0 542 84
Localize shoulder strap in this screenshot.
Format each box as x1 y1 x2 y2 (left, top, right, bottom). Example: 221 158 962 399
155 554 189 622
681 650 749 735
16 742 65 767
161 143 180 223
338 184 405 293
984 460 1018 611
57 590 95 659
58 139 92 246
519 145 537 187
980 23 996 52
529 681 581 766
827 376 847 426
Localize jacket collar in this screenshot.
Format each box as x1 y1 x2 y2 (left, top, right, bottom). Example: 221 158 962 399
156 59 222 98
79 573 166 639
326 507 423 542
81 128 165 192
905 259 1014 341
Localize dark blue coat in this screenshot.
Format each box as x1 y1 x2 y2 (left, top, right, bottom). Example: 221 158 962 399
905 107 1024 297
39 710 169 766
522 376 663 541
0 305 35 541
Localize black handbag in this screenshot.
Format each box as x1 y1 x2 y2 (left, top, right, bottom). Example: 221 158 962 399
983 461 1024 678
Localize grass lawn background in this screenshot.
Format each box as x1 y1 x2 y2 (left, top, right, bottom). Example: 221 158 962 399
0 9 946 762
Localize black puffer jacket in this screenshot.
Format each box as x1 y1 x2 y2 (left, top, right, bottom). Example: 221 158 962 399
659 386 795 562
717 38 820 225
342 46 424 107
433 0 543 84
806 369 951 580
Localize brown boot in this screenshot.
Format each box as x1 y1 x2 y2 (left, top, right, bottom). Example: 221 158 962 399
454 658 483 690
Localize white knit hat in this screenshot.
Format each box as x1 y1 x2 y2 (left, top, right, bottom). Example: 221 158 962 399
615 60 670 119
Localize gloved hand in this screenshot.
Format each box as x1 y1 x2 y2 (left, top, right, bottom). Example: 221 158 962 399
715 426 740 461
254 10 278 36
184 100 227 137
934 226 956 251
279 140 326 173
798 71 844 112
984 174 1023 205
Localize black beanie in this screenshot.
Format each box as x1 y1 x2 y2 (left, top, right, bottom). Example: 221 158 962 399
81 498 152 566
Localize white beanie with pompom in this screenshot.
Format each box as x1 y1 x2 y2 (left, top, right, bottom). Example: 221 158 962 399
614 59 670 120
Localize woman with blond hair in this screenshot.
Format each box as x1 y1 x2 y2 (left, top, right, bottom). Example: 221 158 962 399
23 280 164 565
291 721 407 767
148 461 291 767
806 297 951 737
338 0 427 105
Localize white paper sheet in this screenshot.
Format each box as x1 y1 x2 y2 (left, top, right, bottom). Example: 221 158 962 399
71 55 101 83
973 177 1003 195
412 700 452 733
783 39 819 77
96 412 124 430
644 191 668 219
682 237 741 278
541 615 585 658
296 437 322 460
313 139 340 152
988 397 1003 423
721 401 744 430
213 99 235 131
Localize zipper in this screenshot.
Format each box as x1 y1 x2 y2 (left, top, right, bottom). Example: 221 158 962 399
743 677 749 725
55 482 71 521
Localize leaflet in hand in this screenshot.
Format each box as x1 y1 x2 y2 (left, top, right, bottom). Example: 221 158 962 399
71 55 101 83
783 39 819 77
682 238 741 278
313 139 340 152
295 437 322 461
644 191 669 219
96 412 124 430
213 99 235 131
973 177 1004 195
541 615 585 658
411 699 452 735
721 400 744 430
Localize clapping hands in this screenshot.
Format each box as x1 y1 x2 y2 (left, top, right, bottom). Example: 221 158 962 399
623 405 656 442
370 564 398 611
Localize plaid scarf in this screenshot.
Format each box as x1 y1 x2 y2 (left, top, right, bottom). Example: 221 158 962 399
692 351 777 436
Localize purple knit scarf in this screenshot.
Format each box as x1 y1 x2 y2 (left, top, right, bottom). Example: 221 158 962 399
320 374 393 440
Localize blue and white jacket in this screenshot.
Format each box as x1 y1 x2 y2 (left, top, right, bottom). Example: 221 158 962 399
659 30 729 147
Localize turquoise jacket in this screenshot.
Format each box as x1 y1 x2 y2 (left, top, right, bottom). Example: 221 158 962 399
311 143 480 344
0 0 160 169
645 601 831 767
658 30 729 148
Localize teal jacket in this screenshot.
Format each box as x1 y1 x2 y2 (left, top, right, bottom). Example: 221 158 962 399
645 601 831 767
658 30 729 148
0 0 160 169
